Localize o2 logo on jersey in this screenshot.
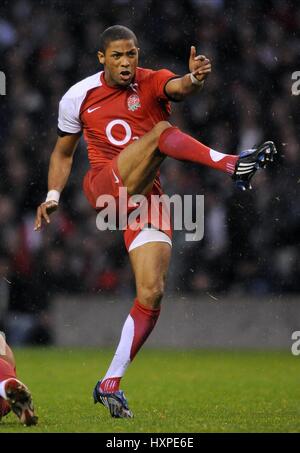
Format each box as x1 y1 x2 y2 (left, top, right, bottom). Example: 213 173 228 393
127 94 141 111
106 119 139 146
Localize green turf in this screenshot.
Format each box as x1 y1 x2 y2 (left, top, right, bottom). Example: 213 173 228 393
0 348 299 432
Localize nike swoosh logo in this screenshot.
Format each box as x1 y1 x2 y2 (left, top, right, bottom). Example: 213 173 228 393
87 106 101 113
112 169 120 184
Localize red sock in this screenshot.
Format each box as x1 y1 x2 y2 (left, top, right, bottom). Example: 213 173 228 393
129 298 161 361
159 127 238 174
0 358 16 416
100 299 160 393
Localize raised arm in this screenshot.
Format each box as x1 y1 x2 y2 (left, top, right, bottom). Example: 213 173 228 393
165 46 211 101
34 133 81 230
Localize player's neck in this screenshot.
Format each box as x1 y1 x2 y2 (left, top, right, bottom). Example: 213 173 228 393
103 71 117 88
102 70 134 89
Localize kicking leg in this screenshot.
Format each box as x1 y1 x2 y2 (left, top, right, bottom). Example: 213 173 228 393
117 121 239 196
117 122 276 195
93 241 171 418
92 121 275 201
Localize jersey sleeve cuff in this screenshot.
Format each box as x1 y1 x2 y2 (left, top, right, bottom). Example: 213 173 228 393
57 127 82 137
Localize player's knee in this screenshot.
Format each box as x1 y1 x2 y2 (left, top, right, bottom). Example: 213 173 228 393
138 281 165 309
153 121 172 140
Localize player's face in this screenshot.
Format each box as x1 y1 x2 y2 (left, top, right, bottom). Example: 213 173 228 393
98 39 139 87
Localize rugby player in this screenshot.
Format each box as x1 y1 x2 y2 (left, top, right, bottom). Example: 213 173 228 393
0 331 37 425
34 25 276 418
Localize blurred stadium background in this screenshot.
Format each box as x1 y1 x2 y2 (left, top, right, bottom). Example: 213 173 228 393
0 0 299 349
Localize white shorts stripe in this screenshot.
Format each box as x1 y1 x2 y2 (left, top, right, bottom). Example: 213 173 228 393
128 228 172 252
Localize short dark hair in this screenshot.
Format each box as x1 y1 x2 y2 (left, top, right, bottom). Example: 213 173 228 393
99 25 138 52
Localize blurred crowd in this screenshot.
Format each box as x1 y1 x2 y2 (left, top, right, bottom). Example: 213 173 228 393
0 0 300 344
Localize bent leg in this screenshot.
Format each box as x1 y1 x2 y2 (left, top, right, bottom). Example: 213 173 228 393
0 357 15 418
0 335 17 418
0 332 37 425
117 121 171 195
117 121 240 198
91 120 240 204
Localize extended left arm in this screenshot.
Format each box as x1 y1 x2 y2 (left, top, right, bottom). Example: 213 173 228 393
165 46 211 101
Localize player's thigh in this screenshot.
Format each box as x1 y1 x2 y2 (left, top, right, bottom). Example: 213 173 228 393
125 151 166 195
129 241 171 297
117 121 171 188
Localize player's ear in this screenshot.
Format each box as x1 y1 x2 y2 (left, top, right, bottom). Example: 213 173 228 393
97 50 105 65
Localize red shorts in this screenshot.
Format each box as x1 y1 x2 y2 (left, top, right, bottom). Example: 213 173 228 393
83 157 172 251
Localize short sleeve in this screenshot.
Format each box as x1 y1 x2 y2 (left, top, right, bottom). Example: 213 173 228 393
151 69 179 101
57 96 82 135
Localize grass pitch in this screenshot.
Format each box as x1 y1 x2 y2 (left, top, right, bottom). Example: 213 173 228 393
0 348 300 433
